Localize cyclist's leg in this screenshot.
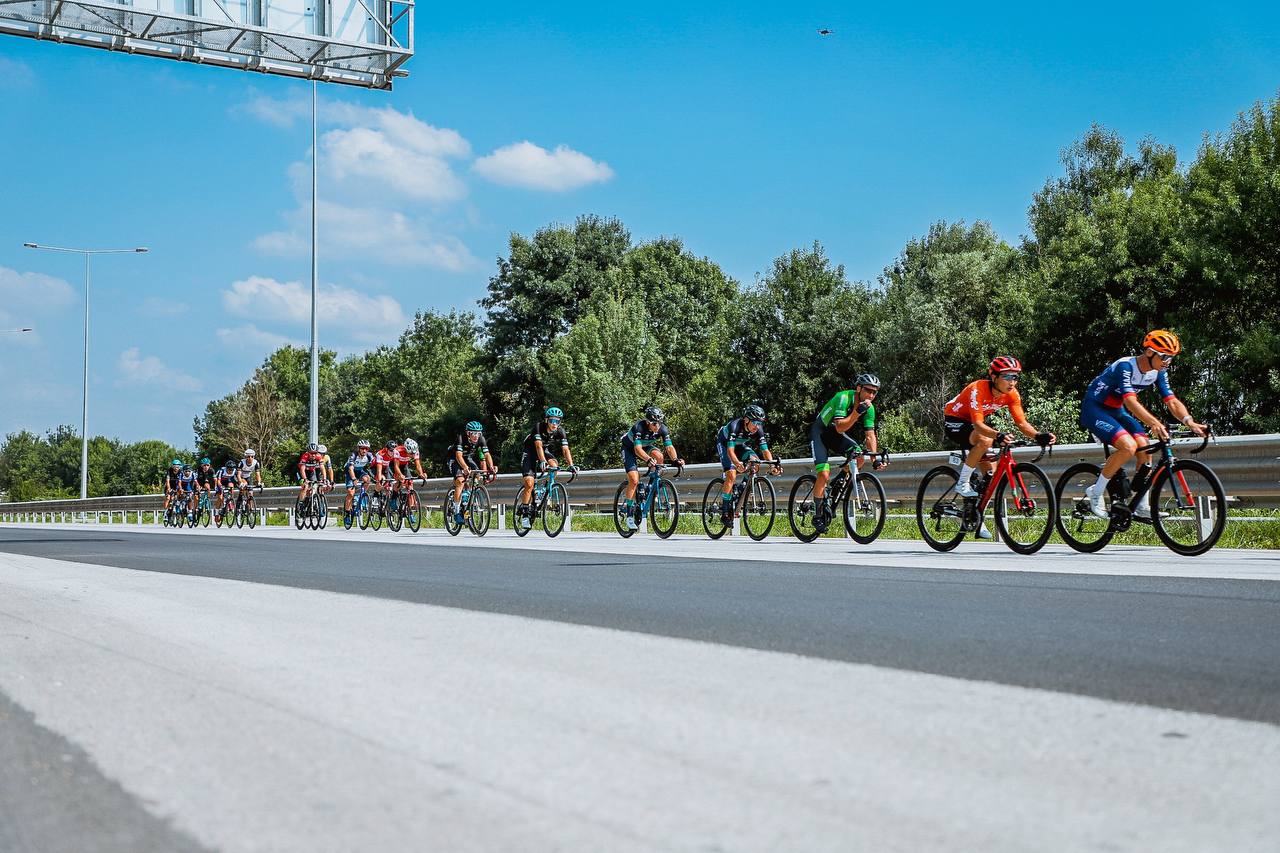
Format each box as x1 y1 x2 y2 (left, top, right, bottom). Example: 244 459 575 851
519 454 537 504
622 442 640 500
944 417 985 484
1083 400 1139 481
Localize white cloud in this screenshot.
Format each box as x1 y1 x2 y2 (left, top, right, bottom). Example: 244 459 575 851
323 126 468 203
473 141 614 191
0 265 76 312
215 324 303 352
222 276 406 328
116 347 202 392
253 200 479 271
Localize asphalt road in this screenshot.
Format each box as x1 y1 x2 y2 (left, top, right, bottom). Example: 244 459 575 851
1 527 1276 724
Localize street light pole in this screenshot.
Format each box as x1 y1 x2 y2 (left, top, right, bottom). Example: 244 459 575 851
23 243 148 500
309 78 319 446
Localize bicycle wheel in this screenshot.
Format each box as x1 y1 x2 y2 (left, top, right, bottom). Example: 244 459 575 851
650 479 679 539
316 493 329 530
543 482 569 537
358 494 371 530
701 478 730 539
612 482 635 538
1150 459 1226 557
186 504 199 528
405 489 422 532
993 463 1055 554
916 466 966 552
512 495 533 537
741 476 775 541
245 499 258 528
387 495 403 532
1053 463 1114 553
443 496 462 536
787 475 821 543
234 500 245 529
369 497 383 531
845 472 886 544
468 487 490 536
343 498 355 530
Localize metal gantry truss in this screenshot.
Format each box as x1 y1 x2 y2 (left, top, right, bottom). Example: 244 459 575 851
0 0 413 89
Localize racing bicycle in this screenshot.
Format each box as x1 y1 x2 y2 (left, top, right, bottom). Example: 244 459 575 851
701 457 781 541
788 450 889 543
612 460 682 539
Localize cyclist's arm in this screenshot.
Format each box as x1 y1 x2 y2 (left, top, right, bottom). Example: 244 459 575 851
1164 396 1207 436
562 444 574 467
1121 394 1165 435
534 437 548 465
454 449 470 472
412 458 426 480
863 429 878 454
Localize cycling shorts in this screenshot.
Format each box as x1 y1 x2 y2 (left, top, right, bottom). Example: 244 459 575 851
943 417 976 450
448 457 479 479
810 420 862 472
521 451 559 478
346 468 370 488
1080 398 1148 446
717 441 760 472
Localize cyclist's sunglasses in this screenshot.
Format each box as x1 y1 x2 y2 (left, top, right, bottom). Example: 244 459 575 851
546 417 562 425
859 387 878 396
1151 351 1175 363
996 372 1021 381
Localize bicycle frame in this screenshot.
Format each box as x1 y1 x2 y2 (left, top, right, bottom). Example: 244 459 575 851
1104 429 1209 512
970 442 1047 517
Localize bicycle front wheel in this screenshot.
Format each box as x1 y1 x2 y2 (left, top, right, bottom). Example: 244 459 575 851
612 482 635 538
993 463 1055 554
1150 459 1226 557
543 482 569 537
234 502 245 529
369 499 383 531
845 472 886 544
916 466 966 552
468 487 490 536
405 489 421 532
650 479 679 539
245 499 258 529
788 475 820 543
1054 463 1114 553
387 496 403 532
742 476 775 541
358 495 371 530
701 478 730 539
316 493 329 530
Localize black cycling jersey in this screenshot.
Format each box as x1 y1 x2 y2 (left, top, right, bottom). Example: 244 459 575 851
522 423 569 457
716 418 770 452
621 420 672 450
448 432 488 462
164 470 182 489
195 467 218 487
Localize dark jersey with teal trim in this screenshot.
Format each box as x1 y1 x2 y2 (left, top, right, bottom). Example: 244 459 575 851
449 433 489 461
716 418 769 452
621 420 672 450
522 423 569 457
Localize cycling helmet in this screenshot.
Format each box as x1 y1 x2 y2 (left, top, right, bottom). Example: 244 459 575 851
545 406 564 419
317 444 327 455
199 457 211 465
357 439 371 449
403 438 419 454
989 356 1023 374
307 442 318 453
182 465 192 473
854 373 881 389
170 459 182 467
465 420 483 432
385 440 397 451
743 403 766 422
1143 329 1181 356
643 405 665 424
245 448 256 457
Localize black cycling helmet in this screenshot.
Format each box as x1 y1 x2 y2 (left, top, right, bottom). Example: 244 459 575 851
743 403 766 422
307 442 318 453
643 405 665 424
855 373 881 389
385 440 397 451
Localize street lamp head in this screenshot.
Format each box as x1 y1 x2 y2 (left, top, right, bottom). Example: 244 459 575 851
23 242 37 248
135 247 149 253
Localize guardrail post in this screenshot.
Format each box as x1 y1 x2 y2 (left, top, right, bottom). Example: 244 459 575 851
1196 495 1214 541
498 502 505 531
260 509 266 527
566 504 573 532
152 510 159 525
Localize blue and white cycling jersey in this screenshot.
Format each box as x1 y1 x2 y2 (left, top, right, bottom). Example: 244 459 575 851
1085 356 1175 409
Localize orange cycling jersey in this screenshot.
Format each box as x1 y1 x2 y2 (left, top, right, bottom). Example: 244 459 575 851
944 379 1026 424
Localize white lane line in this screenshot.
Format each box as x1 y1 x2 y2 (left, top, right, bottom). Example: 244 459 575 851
4 521 1279 581
0 551 1277 853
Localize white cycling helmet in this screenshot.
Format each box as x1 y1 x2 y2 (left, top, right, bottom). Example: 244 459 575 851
245 448 256 457
317 444 327 454
403 438 419 454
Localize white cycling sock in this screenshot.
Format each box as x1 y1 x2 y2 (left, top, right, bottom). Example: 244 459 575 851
1093 474 1111 492
958 464 975 485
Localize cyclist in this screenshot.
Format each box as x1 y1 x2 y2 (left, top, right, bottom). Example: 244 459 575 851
235 448 263 513
810 374 886 531
373 440 398 501
390 438 426 512
447 421 497 526
715 404 782 524
943 357 1056 539
214 459 239 517
297 442 325 508
1078 330 1208 519
620 405 685 531
162 459 183 514
344 439 376 519
518 406 576 531
194 457 217 514
317 444 335 488
177 465 198 521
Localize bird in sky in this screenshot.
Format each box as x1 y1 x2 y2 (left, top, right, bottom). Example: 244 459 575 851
818 29 833 36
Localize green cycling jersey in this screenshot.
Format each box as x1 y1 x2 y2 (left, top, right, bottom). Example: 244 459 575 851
817 390 876 431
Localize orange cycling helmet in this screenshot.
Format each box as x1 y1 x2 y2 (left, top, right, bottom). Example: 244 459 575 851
1143 329 1181 356
989 356 1023 374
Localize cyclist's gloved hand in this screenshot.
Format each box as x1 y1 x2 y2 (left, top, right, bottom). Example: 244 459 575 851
995 432 1012 446
855 400 871 415
1035 431 1054 447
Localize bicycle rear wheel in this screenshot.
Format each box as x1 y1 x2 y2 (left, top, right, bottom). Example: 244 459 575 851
543 482 569 537
612 482 635 538
468 486 490 536
742 476 775 541
316 493 329 530
369 496 383 531
1150 459 1226 556
650 479 679 539
387 495 403 532
845 472 886 544
357 494 371 530
993 463 1054 554
916 466 966 552
404 489 421 532
1054 463 1114 553
701 478 730 539
512 497 533 537
245 498 258 528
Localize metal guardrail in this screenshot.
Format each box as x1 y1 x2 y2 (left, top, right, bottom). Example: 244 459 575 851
2 434 1278 523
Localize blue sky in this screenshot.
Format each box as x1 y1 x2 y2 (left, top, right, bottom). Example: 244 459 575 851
1 1 1278 448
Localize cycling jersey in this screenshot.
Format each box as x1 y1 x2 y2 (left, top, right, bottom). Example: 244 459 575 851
816 390 877 433
164 468 182 489
621 420 672 450
346 451 374 472
194 466 217 488
522 423 569 457
391 444 419 466
237 458 260 478
716 418 770 452
298 451 325 471
374 448 394 470
178 471 197 491
1085 356 1176 408
944 379 1027 424
449 433 488 462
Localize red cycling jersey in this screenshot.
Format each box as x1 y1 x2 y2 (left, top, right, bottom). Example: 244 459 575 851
391 445 419 465
945 379 1027 425
298 451 325 470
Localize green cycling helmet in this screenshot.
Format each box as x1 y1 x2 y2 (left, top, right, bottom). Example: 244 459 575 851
170 459 182 467
545 406 564 419
466 420 483 432
200 457 211 465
